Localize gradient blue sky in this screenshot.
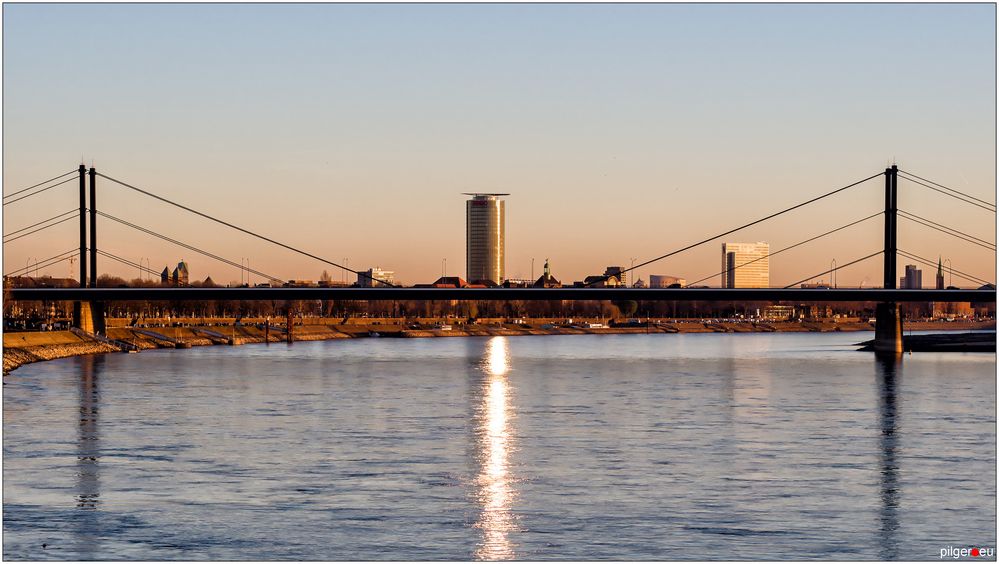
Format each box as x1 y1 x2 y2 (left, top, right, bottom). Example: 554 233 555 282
3 3 995 287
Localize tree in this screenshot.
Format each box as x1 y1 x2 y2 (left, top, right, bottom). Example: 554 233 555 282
613 300 639 318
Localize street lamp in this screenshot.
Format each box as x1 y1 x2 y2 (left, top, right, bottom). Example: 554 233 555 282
830 259 837 288
944 258 953 287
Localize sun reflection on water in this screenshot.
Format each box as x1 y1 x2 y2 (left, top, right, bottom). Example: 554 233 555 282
474 337 518 561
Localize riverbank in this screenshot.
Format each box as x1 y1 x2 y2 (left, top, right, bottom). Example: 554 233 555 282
4 319 994 374
3 330 121 374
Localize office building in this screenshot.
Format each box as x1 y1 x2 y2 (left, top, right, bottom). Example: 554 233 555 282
649 274 686 288
358 267 395 288
721 242 770 288
900 264 922 289
465 193 507 285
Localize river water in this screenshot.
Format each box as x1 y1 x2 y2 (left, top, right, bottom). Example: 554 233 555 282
3 332 996 560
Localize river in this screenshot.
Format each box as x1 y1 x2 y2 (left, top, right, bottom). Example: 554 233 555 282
3 332 995 560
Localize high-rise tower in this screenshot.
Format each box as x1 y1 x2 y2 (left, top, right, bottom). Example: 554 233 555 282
721 242 770 288
465 193 507 285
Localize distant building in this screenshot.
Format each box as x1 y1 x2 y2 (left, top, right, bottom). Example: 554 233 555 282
465 193 507 286
574 266 625 287
532 259 561 288
721 242 769 288
649 275 686 288
416 276 469 288
900 264 922 289
358 267 395 288
163 260 189 286
936 258 945 290
604 266 626 286
800 282 831 289
579 275 621 288
632 278 647 288
798 303 832 320
761 305 795 321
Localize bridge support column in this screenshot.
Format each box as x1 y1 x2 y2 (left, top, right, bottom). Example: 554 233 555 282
874 302 903 354
74 301 106 335
874 165 902 354
75 165 88 330
85 167 105 335
89 167 97 288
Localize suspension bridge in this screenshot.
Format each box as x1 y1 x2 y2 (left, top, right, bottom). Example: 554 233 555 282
3 163 995 353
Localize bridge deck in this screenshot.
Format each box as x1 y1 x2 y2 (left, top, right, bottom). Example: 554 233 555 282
7 287 995 302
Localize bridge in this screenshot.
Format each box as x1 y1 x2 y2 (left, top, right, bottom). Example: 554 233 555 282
4 163 996 353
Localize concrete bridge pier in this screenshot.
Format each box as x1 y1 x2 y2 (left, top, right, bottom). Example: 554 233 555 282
73 301 106 335
873 302 903 354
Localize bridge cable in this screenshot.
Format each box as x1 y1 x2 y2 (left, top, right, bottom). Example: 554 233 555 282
95 172 397 287
2 176 77 206
2 170 76 199
3 209 78 238
95 210 285 284
897 209 995 247
684 211 883 288
4 248 78 278
897 169 995 208
782 251 883 289
896 173 996 213
584 171 884 287
897 249 993 287
3 215 78 244
96 249 175 281
5 254 77 279
897 212 996 251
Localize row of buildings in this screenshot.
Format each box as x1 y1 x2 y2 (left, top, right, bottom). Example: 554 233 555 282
462 192 767 288
143 197 952 292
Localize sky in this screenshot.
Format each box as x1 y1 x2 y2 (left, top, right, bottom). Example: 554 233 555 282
3 3 996 288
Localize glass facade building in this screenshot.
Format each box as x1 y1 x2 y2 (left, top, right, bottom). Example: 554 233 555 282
721 242 770 288
465 193 507 285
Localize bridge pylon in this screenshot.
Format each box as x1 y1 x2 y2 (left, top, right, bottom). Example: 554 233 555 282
72 165 106 335
874 165 902 354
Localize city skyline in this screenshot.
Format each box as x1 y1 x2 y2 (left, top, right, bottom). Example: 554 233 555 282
3 4 995 286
